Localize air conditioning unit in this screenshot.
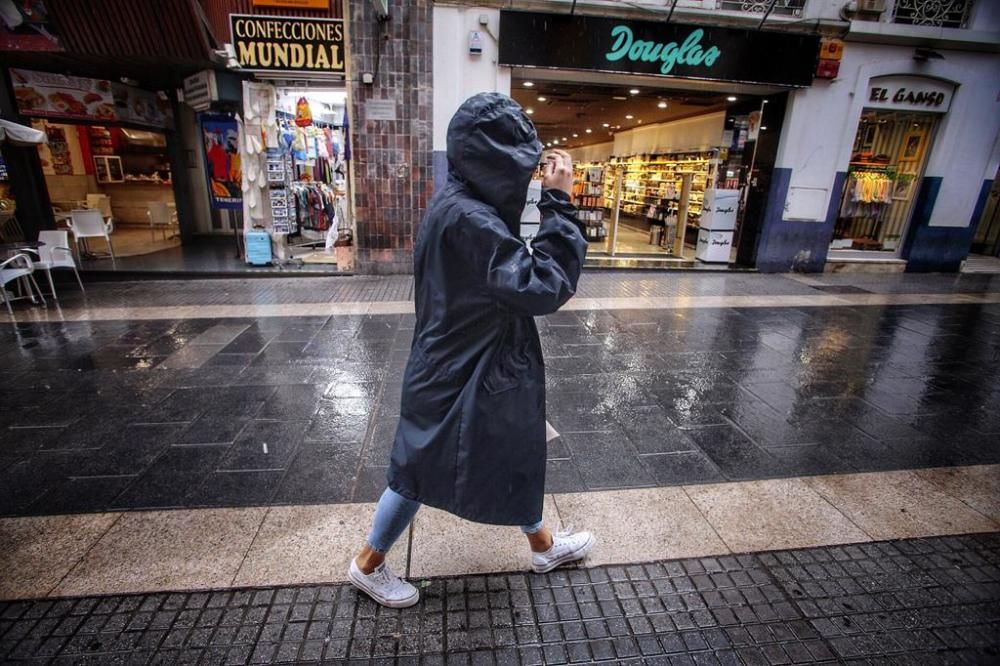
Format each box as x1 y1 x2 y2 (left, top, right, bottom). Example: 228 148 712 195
857 0 887 12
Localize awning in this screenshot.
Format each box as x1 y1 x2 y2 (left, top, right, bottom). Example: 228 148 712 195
0 119 46 146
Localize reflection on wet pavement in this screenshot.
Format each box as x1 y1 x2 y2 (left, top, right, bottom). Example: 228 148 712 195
1 298 997 518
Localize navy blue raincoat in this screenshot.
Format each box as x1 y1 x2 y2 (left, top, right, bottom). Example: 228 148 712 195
388 93 588 525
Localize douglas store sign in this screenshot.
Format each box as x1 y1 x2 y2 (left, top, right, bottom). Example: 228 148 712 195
498 11 819 87
230 15 345 74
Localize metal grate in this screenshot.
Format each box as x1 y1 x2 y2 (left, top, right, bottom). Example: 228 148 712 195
716 0 806 18
892 0 974 28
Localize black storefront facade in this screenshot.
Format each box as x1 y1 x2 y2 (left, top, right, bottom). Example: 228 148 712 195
465 9 824 268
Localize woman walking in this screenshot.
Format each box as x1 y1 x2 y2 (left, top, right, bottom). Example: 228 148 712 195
350 93 594 608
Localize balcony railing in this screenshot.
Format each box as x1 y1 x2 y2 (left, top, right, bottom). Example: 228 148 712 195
716 1 806 18
892 0 973 28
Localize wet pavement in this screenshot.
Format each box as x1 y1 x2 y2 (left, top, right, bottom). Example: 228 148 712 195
1 297 999 517
1 532 998 665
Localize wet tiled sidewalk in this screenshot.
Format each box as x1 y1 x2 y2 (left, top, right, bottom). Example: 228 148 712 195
1 532 997 665
2 301 999 517
18 272 1000 309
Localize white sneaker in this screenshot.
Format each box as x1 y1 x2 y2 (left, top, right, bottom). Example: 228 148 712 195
349 559 420 608
531 528 596 574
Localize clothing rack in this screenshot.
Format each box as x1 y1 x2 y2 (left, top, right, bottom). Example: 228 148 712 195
275 110 341 129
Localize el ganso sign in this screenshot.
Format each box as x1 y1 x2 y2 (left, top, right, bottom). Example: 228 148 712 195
230 14 345 74
498 11 819 88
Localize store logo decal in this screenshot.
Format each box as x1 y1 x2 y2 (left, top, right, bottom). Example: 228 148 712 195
605 26 721 75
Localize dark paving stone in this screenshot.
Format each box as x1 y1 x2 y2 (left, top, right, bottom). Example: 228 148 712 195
218 420 308 471
544 460 588 494
562 431 655 490
616 405 698 455
272 441 360 504
639 452 725 486
110 446 226 510
185 470 284 507
686 426 789 481
176 415 250 446
23 476 135 515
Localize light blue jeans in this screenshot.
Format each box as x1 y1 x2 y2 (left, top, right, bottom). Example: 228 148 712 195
367 487 545 553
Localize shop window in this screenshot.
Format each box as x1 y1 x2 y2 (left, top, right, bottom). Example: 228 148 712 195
831 110 941 253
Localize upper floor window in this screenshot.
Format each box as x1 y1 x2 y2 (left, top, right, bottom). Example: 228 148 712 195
892 0 974 28
715 1 806 18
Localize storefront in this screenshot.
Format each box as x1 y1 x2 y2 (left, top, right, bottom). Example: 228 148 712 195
7 68 182 265
756 40 1000 274
434 9 820 269
216 13 353 270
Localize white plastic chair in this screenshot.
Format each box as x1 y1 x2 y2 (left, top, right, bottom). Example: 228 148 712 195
0 253 45 316
67 209 115 261
147 202 178 241
86 194 113 221
29 230 84 299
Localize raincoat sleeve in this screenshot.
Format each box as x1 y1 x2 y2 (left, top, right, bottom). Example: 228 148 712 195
450 188 587 316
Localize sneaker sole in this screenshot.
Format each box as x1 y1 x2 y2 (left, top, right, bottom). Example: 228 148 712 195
348 568 420 608
531 534 596 574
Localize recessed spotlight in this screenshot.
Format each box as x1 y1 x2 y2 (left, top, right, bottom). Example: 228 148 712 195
602 123 610 128
525 108 534 115
657 101 668 108
537 96 547 102
585 128 592 133
625 114 634 119
546 142 552 147
612 96 627 101
760 126 768 131
562 137 567 141
572 133 578 138
552 139 559 144
523 81 534 87
629 88 640 95
727 96 737 102
638 120 642 124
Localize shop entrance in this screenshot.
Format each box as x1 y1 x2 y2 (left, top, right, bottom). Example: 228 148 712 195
830 109 941 255
970 167 1000 259
510 75 782 268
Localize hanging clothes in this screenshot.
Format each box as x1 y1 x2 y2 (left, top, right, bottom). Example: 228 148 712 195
290 181 338 232
841 170 894 218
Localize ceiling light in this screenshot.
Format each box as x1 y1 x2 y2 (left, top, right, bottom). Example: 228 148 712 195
638 120 642 124
760 126 768 131
537 96 547 102
546 142 551 147
657 101 668 108
625 114 634 119
572 133 578 138
585 128 592 133
602 123 610 127
629 88 640 95
562 137 567 141
727 96 737 102
552 139 559 144
612 96 627 101
525 108 534 115
523 81 534 87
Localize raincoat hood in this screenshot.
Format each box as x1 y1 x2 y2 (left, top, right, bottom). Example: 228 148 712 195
446 92 543 234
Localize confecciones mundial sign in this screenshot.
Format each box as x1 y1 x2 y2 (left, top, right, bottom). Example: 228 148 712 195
498 11 820 88
230 14 345 74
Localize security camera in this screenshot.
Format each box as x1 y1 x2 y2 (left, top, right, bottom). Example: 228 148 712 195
215 43 241 69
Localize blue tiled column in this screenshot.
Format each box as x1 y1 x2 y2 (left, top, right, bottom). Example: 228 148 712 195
755 169 844 273
901 177 988 273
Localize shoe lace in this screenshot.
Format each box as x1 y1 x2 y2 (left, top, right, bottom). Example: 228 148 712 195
554 524 575 539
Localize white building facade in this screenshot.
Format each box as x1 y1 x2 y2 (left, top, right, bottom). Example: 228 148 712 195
432 0 1000 272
